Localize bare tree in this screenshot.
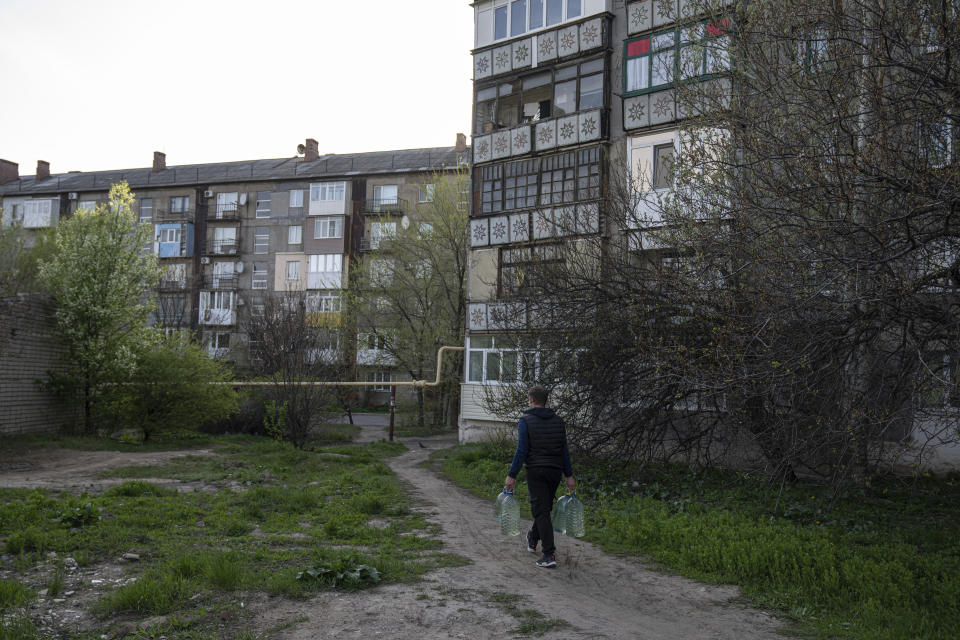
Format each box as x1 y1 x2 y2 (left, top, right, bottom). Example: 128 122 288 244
242 289 345 448
481 0 960 486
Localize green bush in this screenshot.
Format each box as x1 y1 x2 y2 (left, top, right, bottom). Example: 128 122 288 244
100 330 238 441
0 579 33 611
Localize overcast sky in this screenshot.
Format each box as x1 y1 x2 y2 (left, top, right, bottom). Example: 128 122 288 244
0 0 475 175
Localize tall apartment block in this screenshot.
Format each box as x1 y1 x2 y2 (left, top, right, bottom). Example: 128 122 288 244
459 0 732 440
0 138 468 402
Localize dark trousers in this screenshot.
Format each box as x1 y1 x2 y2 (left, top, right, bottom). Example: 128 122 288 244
526 466 562 555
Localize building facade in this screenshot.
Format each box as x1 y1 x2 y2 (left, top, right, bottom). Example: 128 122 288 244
0 138 468 403
460 0 733 440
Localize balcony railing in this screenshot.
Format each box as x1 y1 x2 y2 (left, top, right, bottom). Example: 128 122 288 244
154 208 194 222
205 239 240 255
361 198 407 214
203 274 239 290
359 237 394 252
207 207 241 221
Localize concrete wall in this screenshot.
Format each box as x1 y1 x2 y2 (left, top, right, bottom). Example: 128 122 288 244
0 294 79 435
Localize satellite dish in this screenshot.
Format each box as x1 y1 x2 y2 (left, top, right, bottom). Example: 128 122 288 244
235 261 244 273
401 215 410 229
296 144 306 155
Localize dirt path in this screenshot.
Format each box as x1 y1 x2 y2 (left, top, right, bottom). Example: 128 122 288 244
252 426 785 639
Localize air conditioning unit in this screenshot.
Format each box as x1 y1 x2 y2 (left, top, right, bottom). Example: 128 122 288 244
235 261 245 273
200 256 211 264
239 193 248 206
203 190 214 198
68 192 78 200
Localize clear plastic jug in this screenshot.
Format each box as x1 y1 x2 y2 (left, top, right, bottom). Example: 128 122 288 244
494 489 509 520
564 493 585 538
500 489 522 536
552 494 571 533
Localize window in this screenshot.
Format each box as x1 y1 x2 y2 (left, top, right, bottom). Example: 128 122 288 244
540 151 576 206
170 196 189 216
495 4 508 39
252 262 268 289
256 192 271 218
314 217 342 239
9 203 23 225
500 244 562 296
467 335 527 383
359 332 388 351
367 371 392 391
309 254 342 273
546 0 563 26
158 227 181 243
22 200 53 228
215 192 238 217
922 118 954 168
418 184 435 202
797 25 829 69
511 0 526 37
373 185 399 208
567 0 580 18
213 226 237 254
288 225 302 245
289 189 304 215
477 146 601 214
504 159 539 210
254 227 269 254
310 182 345 202
209 291 234 310
652 143 675 189
629 131 678 193
78 201 96 211
624 19 731 95
370 221 396 248
139 198 153 223
207 331 230 350
286 260 300 281
419 222 434 234
369 258 394 286
530 0 543 28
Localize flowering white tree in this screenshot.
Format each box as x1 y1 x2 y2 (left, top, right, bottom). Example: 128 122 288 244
39 182 160 432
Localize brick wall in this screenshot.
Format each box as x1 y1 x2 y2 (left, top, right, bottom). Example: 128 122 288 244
0 294 80 435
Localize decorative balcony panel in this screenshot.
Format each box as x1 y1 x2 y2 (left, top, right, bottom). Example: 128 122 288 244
579 18 603 50
558 25 579 57
579 112 601 141
493 45 512 74
474 50 493 80
628 1 653 34
474 134 492 164
511 126 532 155
653 0 676 27
509 213 530 243
489 216 509 245
577 203 601 234
649 90 676 125
533 208 554 240
537 31 557 61
492 131 512 160
511 38 532 69
624 94 651 129
555 206 576 236
557 115 579 146
468 303 488 330
471 218 489 247
535 120 557 150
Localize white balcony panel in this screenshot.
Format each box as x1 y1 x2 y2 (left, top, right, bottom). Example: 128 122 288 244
201 309 235 325
356 349 397 366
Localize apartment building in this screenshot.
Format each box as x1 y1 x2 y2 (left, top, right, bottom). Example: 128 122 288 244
0 138 468 397
460 0 732 440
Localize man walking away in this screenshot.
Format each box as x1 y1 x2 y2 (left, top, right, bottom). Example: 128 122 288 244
504 385 575 568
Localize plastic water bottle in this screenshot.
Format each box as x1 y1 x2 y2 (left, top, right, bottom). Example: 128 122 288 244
564 493 586 538
500 489 522 536
552 494 571 533
494 489 509 520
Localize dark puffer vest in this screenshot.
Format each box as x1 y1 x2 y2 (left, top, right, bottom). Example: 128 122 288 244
523 407 566 470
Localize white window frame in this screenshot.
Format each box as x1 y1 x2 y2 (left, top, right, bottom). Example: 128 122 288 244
367 370 392 391
254 227 269 254
466 335 529 384
215 192 238 217
288 225 303 245
370 221 397 249
310 182 345 202
256 192 271 218
252 262 269 290
139 198 153 222
418 184 435 203
285 260 301 281
289 189 304 210
307 291 342 313
158 227 182 244
373 184 399 207
308 254 342 273
314 217 343 239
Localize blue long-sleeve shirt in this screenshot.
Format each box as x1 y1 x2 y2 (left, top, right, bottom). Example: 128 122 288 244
508 416 574 478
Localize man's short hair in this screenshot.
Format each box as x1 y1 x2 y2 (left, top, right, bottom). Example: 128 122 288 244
528 385 549 406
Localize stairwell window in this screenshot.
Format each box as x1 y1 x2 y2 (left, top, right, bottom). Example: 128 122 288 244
252 262 268 290
254 227 269 254
289 189 304 215
139 198 153 223
255 192 271 218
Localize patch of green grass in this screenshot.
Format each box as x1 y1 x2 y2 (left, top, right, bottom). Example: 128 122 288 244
2 434 449 635
0 578 33 610
439 443 960 640
46 563 66 597
485 591 569 637
0 614 41 640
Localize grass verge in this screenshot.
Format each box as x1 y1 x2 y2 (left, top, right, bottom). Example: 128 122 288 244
0 434 452 637
435 443 960 640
